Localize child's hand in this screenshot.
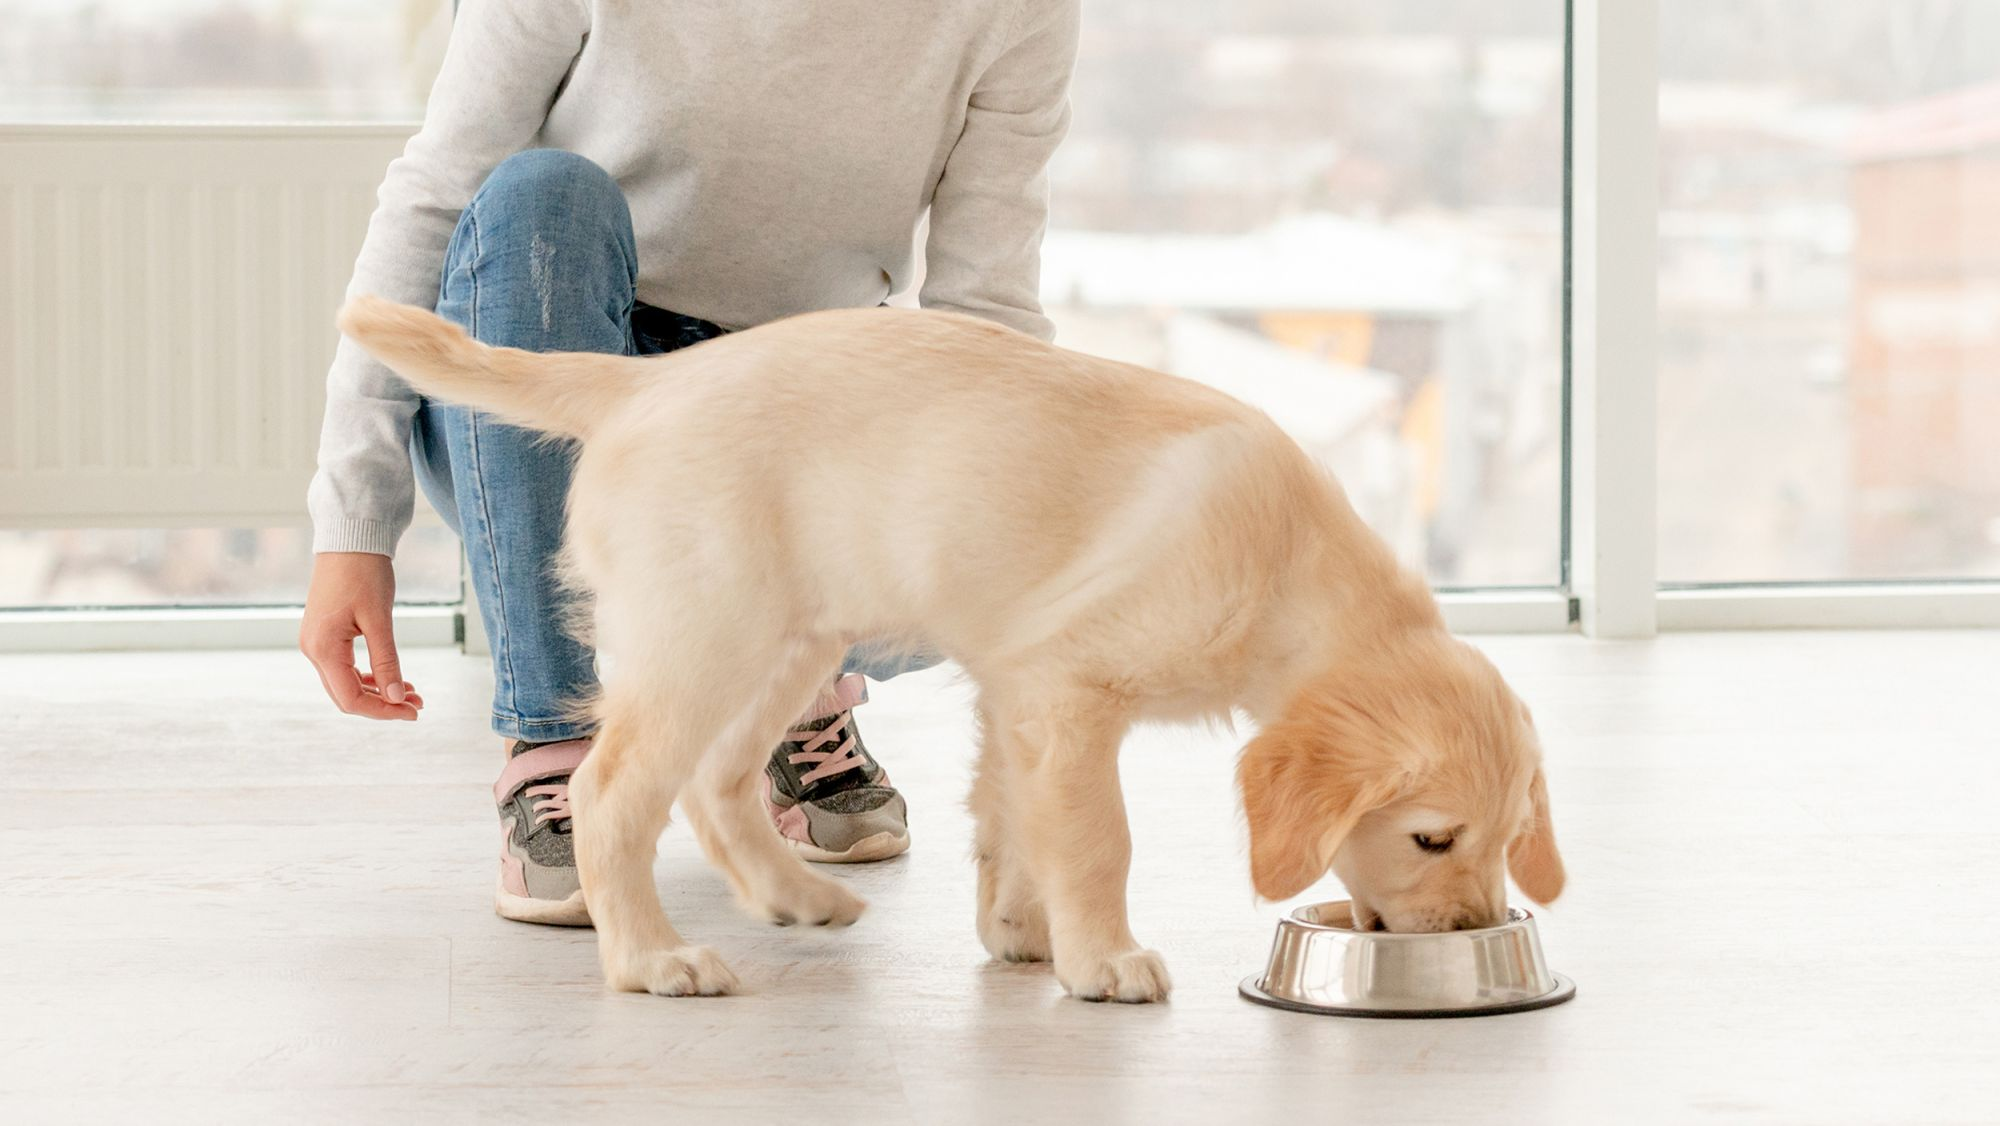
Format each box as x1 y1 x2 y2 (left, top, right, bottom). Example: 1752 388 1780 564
301 552 425 720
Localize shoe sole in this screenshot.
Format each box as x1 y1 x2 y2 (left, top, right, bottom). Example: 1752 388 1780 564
495 883 592 927
789 829 911 864
491 831 902 923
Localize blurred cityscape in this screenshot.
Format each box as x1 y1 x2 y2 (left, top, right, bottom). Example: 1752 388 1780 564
1656 1 2000 581
3 0 1996 607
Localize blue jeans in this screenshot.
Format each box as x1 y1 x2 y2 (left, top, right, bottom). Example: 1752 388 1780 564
412 149 934 741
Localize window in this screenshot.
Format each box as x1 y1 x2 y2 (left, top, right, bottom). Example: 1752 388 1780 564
8 3 1985 634
0 0 449 122
1 2 457 612
1658 1 2000 583
0 526 462 609
1045 2 1567 587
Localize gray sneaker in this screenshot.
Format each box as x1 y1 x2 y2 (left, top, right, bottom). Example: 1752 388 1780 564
495 738 592 926
764 674 910 863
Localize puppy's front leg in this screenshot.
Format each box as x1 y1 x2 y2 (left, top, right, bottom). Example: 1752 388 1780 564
1007 702 1171 1003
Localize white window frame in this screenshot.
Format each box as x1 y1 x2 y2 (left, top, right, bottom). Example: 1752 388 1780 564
1566 0 2000 635
1566 0 1659 639
0 605 458 653
4 0 1997 651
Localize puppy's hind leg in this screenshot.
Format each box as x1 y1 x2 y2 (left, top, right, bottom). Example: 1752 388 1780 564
678 638 867 929
971 700 1051 963
569 689 738 996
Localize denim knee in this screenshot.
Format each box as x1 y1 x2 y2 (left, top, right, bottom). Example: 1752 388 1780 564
463 149 636 275
441 148 639 350
477 149 625 218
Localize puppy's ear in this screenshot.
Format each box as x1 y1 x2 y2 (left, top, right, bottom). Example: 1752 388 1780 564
1237 719 1400 901
1507 768 1566 904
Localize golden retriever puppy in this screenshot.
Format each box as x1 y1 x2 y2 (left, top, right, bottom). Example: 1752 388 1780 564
337 297 1565 1003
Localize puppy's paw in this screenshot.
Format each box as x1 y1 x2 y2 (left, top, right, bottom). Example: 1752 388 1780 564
1057 948 1172 1003
748 872 867 928
978 906 1052 963
606 945 739 997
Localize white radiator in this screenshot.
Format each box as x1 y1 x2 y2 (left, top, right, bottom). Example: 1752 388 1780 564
0 124 416 527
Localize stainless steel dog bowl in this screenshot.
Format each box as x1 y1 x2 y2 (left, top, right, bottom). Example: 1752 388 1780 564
1240 900 1576 1018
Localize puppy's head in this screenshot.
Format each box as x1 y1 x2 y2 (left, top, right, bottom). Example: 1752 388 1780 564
1237 631 1564 932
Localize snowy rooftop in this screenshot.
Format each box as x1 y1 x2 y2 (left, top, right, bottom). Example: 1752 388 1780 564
1040 213 1467 317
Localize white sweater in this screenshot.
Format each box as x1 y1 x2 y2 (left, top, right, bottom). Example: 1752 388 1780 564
310 0 1079 556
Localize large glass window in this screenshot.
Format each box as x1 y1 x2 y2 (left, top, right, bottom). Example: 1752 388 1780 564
11 4 1993 623
0 526 462 609
5 1 1568 606
1659 1 2000 582
0 0 449 122
1045 2 1567 587
0 0 456 610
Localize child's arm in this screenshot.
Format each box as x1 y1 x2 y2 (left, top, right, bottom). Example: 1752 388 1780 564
309 0 590 559
919 0 1081 342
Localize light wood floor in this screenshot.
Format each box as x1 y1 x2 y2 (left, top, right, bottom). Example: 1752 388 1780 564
4 631 1997 1124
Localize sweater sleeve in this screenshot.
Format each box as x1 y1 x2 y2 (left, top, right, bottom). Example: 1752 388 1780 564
918 0 1079 342
308 0 589 555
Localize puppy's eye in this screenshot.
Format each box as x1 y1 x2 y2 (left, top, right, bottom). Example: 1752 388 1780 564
1413 833 1454 854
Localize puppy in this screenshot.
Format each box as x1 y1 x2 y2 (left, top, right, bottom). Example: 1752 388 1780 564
337 297 1565 1003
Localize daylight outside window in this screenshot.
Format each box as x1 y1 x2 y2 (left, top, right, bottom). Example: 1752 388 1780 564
1044 2 1566 589
0 0 451 609
0 0 448 123
1657 1 2000 583
0 0 1568 607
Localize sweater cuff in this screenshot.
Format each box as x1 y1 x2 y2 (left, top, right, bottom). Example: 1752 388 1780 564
312 518 402 557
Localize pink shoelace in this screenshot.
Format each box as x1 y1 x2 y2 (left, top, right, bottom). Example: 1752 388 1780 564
525 783 571 827
783 708 867 787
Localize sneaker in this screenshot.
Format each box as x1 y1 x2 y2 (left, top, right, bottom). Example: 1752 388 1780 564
765 673 910 863
494 737 592 926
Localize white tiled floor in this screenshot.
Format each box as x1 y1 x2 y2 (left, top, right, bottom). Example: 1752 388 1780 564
5 631 1997 1123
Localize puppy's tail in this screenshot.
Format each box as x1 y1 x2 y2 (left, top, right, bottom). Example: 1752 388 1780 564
336 295 640 440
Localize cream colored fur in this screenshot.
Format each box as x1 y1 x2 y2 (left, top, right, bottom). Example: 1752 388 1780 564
337 296 1566 1003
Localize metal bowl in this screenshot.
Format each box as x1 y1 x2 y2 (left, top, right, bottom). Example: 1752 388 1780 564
1240 900 1576 1018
